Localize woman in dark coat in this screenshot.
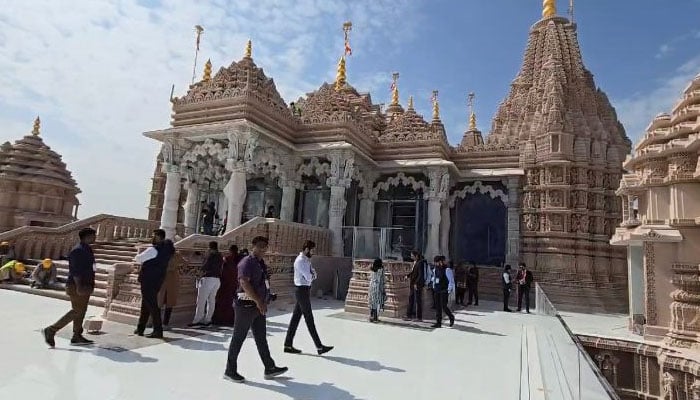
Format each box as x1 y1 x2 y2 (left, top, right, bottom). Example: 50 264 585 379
212 245 242 326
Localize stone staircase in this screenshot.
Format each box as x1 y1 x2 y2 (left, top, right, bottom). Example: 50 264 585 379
1 240 143 307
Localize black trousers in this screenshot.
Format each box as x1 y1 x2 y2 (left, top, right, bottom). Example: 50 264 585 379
517 285 531 311
284 286 323 348
434 291 454 326
406 286 423 319
137 279 163 334
467 283 479 305
503 288 511 311
225 302 275 374
455 287 466 305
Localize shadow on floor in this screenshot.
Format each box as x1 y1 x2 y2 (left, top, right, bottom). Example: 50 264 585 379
166 337 227 351
53 346 158 363
303 354 405 373
447 323 506 336
245 378 364 400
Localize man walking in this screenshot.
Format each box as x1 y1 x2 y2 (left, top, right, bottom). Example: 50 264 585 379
42 228 97 347
224 236 287 383
516 263 534 313
284 240 333 355
134 229 174 338
190 241 223 327
404 250 426 320
431 256 455 328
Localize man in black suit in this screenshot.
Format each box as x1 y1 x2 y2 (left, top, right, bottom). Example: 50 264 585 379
516 263 534 313
431 256 455 328
466 263 479 306
404 250 426 321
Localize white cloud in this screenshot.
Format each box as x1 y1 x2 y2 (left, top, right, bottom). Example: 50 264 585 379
613 55 700 146
0 0 418 219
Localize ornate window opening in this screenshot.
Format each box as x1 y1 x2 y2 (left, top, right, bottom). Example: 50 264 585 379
551 134 561 153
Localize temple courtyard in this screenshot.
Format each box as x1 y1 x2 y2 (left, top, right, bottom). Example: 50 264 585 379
0 289 615 399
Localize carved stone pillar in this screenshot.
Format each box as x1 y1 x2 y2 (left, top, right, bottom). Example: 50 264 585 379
358 192 377 254
160 163 181 239
425 167 449 261
280 185 297 222
439 203 451 258
505 176 521 267
183 180 199 236
326 151 354 257
224 165 247 232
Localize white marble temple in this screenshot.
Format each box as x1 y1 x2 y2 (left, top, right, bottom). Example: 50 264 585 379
0 290 612 400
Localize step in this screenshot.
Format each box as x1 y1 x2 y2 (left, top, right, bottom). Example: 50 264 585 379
94 248 138 257
0 284 107 307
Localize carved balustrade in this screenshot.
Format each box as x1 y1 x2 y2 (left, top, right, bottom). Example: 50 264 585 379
0 214 173 260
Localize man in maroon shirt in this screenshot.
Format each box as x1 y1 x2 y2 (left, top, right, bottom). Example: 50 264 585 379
223 236 287 383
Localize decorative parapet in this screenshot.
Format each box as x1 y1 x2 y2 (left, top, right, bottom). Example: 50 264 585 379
0 214 167 260
175 216 332 256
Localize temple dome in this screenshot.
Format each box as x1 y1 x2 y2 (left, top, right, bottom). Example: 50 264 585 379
381 104 436 142
0 118 80 232
296 82 357 123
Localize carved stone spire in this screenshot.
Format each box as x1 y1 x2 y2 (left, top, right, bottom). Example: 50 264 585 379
31 116 40 136
407 95 414 110
391 72 399 105
431 90 440 121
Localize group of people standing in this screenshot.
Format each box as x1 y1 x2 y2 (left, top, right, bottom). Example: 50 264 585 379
405 252 459 328
502 263 534 313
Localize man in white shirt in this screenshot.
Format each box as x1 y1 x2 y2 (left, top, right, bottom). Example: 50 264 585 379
502 264 513 312
283 240 333 355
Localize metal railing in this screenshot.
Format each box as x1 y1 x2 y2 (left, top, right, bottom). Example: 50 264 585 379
535 283 621 400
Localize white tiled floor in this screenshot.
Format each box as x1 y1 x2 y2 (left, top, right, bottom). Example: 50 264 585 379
0 290 606 400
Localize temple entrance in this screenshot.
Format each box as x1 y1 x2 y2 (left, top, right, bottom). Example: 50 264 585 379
195 179 224 235
450 185 507 265
375 185 426 261
298 175 330 228
243 177 282 223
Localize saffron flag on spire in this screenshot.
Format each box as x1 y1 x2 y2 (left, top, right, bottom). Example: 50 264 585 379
344 40 352 56
195 25 204 51
390 81 396 91
343 21 353 56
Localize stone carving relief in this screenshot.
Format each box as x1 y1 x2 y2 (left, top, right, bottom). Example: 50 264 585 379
569 214 579 233
449 181 508 207
595 353 619 388
326 151 355 188
547 167 564 184
182 138 227 165
297 157 331 180
549 190 563 207
526 169 540 186
643 242 658 325
691 379 700 400
523 192 541 209
570 167 579 184
523 214 539 232
160 142 174 165
549 214 563 232
663 371 676 400
372 172 428 198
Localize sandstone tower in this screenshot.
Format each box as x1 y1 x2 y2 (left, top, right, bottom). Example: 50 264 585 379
488 7 632 311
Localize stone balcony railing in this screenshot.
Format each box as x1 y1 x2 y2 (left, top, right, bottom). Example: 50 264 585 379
175 217 332 256
0 214 171 260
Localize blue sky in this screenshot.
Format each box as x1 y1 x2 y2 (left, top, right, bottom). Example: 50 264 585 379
0 0 699 219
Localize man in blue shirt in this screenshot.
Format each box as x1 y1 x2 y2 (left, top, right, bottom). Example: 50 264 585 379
42 228 97 347
224 236 287 383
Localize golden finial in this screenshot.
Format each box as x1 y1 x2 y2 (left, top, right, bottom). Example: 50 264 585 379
244 39 252 58
431 90 440 120
408 95 414 110
32 116 40 136
335 56 347 91
202 59 212 81
543 0 557 18
468 92 477 131
391 73 399 106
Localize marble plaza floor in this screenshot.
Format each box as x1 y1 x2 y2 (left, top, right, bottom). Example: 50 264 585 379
0 290 610 400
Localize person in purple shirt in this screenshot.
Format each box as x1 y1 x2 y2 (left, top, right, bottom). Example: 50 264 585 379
223 236 287 383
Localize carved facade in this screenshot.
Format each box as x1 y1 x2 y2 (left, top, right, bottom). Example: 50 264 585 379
584 72 700 399
145 12 629 312
0 118 81 233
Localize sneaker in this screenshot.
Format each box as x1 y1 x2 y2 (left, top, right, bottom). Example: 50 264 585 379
317 345 333 355
264 366 288 379
284 346 302 354
223 372 245 383
70 335 94 346
42 328 55 348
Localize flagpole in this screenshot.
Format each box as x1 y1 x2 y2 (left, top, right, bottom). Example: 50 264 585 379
191 25 204 85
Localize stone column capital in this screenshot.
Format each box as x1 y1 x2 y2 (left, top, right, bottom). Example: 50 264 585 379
425 166 450 202
326 151 355 188
161 163 181 174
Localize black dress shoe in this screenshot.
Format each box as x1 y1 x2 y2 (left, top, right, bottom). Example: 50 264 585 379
284 346 302 354
449 316 455 327
317 345 333 355
133 329 144 336
146 332 164 339
70 335 94 346
431 323 441 328
42 328 56 348
223 372 245 383
264 366 288 379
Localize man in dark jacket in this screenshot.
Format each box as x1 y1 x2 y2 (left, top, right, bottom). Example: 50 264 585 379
134 229 174 338
404 250 426 321
431 256 455 328
466 263 479 306
42 228 97 347
190 241 223 327
516 263 534 313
